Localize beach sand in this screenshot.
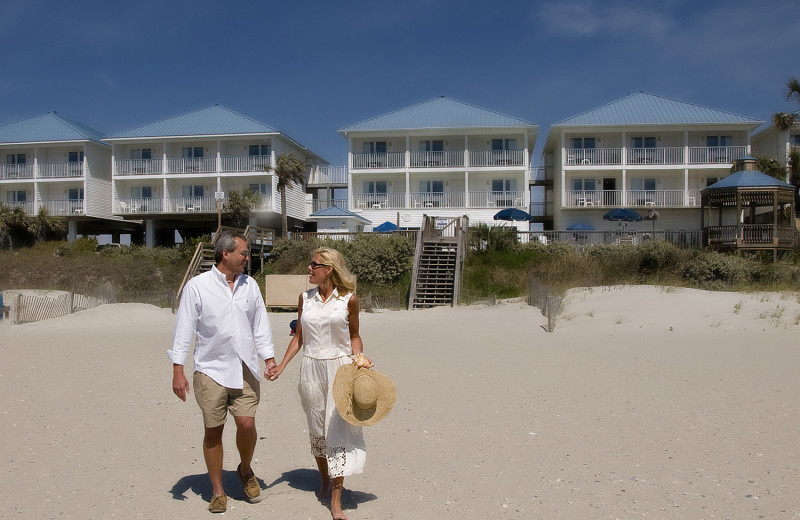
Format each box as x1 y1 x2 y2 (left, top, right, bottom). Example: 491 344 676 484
1 286 799 519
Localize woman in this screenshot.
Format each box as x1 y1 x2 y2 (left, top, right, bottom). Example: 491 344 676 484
268 247 366 520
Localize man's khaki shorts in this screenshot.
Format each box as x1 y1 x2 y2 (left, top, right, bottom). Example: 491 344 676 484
193 362 260 428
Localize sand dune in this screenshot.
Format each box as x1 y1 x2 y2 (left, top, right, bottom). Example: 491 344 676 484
1 286 799 519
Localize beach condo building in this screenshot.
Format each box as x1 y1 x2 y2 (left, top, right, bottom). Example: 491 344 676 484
0 112 128 241
104 105 327 247
543 92 763 231
751 120 800 182
337 97 538 231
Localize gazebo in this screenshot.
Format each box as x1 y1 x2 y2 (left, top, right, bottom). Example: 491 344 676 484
701 156 797 257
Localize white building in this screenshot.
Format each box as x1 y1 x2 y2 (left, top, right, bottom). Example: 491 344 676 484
542 92 763 231
751 120 800 182
0 112 126 241
337 97 538 231
104 105 327 246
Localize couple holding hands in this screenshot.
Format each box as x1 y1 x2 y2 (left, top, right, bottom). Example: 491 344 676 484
169 231 394 518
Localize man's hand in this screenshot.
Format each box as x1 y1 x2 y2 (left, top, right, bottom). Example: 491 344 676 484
264 358 278 381
172 364 190 401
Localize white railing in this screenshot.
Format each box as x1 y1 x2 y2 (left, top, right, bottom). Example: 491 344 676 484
220 155 272 173
351 152 406 169
469 150 525 167
38 162 84 178
0 201 36 214
40 200 85 215
566 148 622 165
308 165 348 185
689 146 748 164
564 189 700 208
166 157 217 174
0 163 35 179
409 192 465 208
352 192 406 209
168 196 217 212
529 166 551 182
626 147 684 165
563 190 622 208
116 197 164 213
115 159 163 176
409 151 465 168
468 191 525 208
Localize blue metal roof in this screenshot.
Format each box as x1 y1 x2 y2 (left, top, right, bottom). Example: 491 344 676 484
705 170 794 190
0 112 107 144
339 97 537 132
309 205 371 223
105 105 279 139
553 92 763 127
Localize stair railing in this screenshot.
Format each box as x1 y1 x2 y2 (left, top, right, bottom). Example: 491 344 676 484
175 241 205 309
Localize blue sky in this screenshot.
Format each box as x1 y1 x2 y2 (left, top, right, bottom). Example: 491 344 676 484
1 0 798 165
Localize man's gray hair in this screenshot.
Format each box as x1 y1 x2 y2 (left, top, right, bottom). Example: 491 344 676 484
214 230 247 264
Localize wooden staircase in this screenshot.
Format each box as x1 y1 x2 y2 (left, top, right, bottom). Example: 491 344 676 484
408 215 469 310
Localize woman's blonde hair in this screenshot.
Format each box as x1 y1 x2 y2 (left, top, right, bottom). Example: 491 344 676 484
314 247 356 295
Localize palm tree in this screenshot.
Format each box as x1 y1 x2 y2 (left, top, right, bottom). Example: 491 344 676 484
269 152 307 238
786 76 800 105
224 187 262 229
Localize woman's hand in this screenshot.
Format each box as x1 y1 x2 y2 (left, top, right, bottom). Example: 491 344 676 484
266 364 284 381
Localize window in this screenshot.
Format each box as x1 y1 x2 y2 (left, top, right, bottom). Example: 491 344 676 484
182 185 204 197
248 183 271 196
571 179 596 191
631 178 656 191
570 138 595 149
706 136 732 147
419 140 444 152
131 148 152 160
492 179 517 192
6 190 26 202
130 186 152 198
68 188 84 200
363 181 387 194
362 142 387 154
249 145 271 156
706 177 719 187
790 135 800 146
630 137 656 148
182 147 204 158
6 154 26 164
492 139 517 151
68 151 85 162
419 180 444 193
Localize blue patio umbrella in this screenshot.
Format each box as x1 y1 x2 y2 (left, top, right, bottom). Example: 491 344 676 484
373 221 398 232
602 208 643 222
493 208 533 221
566 222 595 231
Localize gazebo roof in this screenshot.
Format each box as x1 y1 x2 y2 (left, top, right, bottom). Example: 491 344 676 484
703 170 795 191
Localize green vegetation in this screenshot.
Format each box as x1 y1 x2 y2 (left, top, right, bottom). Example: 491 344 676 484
462 239 800 300
2 234 799 309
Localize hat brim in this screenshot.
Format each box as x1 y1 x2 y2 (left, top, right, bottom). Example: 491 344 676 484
333 364 396 426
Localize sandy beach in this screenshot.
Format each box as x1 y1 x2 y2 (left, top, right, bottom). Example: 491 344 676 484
1 285 799 519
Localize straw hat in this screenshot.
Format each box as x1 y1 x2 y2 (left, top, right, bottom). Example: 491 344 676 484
333 364 396 426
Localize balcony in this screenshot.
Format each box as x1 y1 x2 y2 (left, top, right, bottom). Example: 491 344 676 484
564 146 749 166
353 192 406 209
41 199 85 215
410 192 465 208
307 165 348 186
352 152 405 169
564 190 700 208
409 151 464 168
0 201 35 214
115 196 272 215
0 162 84 180
0 163 35 179
114 155 278 176
707 224 796 247
308 199 348 214
468 191 525 208
469 150 525 167
39 162 84 178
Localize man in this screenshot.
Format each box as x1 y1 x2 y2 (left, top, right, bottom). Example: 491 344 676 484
169 230 276 513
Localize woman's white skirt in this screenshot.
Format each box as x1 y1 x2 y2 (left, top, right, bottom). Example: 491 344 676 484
299 355 366 477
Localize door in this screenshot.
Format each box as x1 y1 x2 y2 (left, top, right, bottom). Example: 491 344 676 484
602 178 616 206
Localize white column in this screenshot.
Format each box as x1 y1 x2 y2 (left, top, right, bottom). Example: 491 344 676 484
464 171 469 208
559 133 566 209
621 169 627 206
145 219 154 248
405 171 410 209
346 136 353 211
67 220 77 242
684 168 689 206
